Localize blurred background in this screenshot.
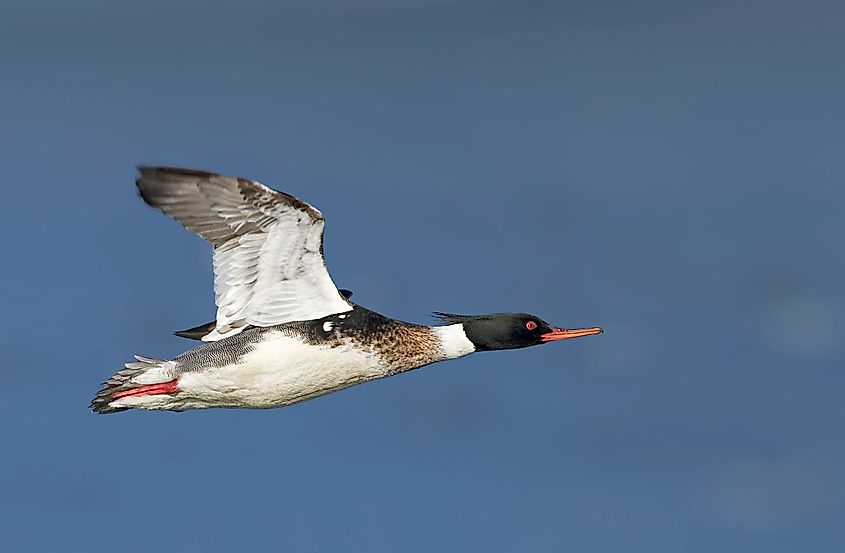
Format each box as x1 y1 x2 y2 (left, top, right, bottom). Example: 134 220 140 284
1 1 843 551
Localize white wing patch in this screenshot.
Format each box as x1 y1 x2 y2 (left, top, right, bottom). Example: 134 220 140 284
136 167 352 340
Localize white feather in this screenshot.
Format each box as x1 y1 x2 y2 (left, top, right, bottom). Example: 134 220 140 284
433 324 476 360
176 332 387 409
136 168 352 342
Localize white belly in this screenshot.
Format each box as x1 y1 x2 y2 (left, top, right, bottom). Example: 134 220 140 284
177 332 389 409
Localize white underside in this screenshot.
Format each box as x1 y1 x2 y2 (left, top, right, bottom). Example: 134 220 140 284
109 323 476 412
111 331 388 411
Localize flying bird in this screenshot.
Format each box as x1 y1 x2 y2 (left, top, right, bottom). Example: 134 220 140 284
91 167 602 414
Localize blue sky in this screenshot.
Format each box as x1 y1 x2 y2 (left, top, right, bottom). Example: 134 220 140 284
1 1 843 551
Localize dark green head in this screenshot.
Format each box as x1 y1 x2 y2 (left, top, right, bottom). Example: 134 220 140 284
434 312 603 351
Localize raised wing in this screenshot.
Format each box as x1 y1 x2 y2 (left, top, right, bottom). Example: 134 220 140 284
136 166 352 340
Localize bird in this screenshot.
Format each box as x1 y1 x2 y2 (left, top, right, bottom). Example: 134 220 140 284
91 167 603 414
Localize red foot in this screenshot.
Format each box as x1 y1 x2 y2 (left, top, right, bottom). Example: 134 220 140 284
112 379 179 400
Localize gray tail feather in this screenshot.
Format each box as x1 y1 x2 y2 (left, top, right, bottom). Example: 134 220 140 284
90 356 167 415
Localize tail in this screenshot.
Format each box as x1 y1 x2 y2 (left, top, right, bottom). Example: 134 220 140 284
91 356 179 414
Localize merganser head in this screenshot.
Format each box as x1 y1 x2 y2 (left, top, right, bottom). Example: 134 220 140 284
433 312 603 351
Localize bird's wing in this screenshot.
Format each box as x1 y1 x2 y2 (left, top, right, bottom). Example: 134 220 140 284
172 289 356 341
136 166 352 341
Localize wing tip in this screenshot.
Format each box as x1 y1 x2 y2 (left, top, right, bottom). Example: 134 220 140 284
136 165 223 179
135 166 228 205
173 320 218 341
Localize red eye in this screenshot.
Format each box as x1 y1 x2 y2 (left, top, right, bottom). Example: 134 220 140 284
525 321 538 331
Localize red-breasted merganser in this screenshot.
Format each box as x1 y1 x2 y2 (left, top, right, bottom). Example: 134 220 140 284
91 167 602 414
